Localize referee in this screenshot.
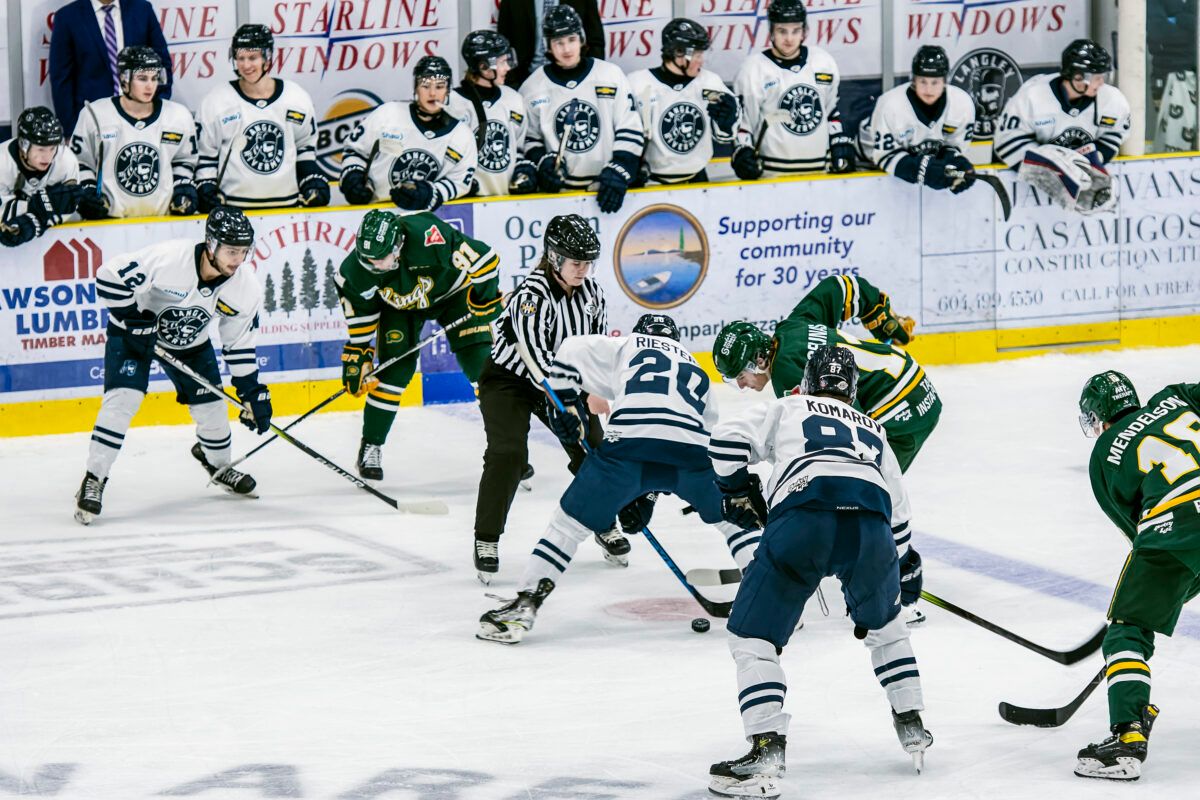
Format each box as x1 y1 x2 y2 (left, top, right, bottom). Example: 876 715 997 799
473 214 630 583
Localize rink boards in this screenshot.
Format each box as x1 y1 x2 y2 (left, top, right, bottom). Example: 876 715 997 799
3 154 1200 436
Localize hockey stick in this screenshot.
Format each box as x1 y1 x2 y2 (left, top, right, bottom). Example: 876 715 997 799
215 120 247 195
998 665 1105 727
554 100 581 174
153 346 448 515
513 338 732 618
947 167 1012 220
920 590 1105 665
82 101 104 197
687 567 743 587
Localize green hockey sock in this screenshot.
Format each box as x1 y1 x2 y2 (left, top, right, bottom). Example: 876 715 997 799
1103 622 1155 727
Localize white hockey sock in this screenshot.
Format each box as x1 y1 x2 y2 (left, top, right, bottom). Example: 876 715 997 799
519 505 592 592
864 613 923 713
190 401 232 467
730 634 790 738
718 521 761 571
86 388 143 479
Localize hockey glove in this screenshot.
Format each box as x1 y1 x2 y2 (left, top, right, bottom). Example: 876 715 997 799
1075 142 1107 171
716 469 768 530
112 307 158 358
510 159 538 194
536 153 567 193
941 150 976 194
828 134 857 174
707 93 739 137
618 492 658 534
861 292 914 345
77 182 110 219
545 391 588 446
232 373 273 435
339 168 375 205
466 284 503 320
920 156 954 191
27 182 82 222
899 546 923 606
731 146 763 181
298 173 331 207
0 214 42 247
196 180 224 213
596 161 633 214
341 343 377 397
169 180 199 216
391 180 438 212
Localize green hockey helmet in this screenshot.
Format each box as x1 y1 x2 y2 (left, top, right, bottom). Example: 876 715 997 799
1079 370 1140 437
356 210 403 273
712 321 773 381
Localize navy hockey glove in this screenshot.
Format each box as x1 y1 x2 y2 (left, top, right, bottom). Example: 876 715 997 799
196 179 224 213
941 150 976 194
298 173 331 207
339 168 374 205
27 183 81 222
536 153 567 193
510 159 538 194
232 373 273 435
731 146 763 180
596 162 633 213
391 180 438 211
618 492 658 534
707 93 739 136
112 307 158 358
77 181 110 219
920 156 954 191
169 180 199 215
0 214 42 247
899 546 923 606
545 391 588 446
828 134 857 174
716 469 768 529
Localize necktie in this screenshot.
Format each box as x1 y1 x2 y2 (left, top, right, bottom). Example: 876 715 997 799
103 5 120 95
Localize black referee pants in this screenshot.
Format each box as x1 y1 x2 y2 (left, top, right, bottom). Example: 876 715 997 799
474 358 602 542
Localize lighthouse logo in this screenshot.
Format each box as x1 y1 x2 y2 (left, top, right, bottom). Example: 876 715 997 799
613 205 709 311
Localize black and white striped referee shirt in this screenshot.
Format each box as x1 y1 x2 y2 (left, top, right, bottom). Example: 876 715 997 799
491 268 608 383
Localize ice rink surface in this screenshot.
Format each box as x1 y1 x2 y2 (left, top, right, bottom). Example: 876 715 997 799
2 345 1198 799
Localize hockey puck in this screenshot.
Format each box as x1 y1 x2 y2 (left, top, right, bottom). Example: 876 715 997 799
692 618 711 633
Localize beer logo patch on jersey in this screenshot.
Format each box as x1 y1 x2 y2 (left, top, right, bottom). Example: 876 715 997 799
950 49 1022 138
479 120 512 173
555 101 601 153
156 306 212 347
660 102 706 154
389 150 440 184
240 121 286 174
780 86 824 136
114 142 160 196
1052 127 1094 149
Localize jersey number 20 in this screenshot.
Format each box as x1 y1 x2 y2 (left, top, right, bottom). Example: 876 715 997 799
624 350 709 415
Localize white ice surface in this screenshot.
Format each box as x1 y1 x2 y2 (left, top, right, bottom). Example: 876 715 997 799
1 346 1199 799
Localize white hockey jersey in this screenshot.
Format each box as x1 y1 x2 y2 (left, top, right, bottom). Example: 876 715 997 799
709 392 910 533
628 66 735 184
859 83 976 178
994 73 1131 167
444 84 529 196
195 79 320 208
548 332 716 462
734 47 843 176
520 58 645 189
70 97 196 218
0 138 80 219
95 239 262 378
341 102 477 205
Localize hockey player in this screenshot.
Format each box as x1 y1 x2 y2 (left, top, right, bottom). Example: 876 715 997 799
476 313 762 644
335 209 500 481
712 274 934 625
75 207 271 525
71 46 197 220
860 45 977 193
706 346 931 798
627 18 738 185
195 24 329 212
519 5 644 212
731 0 855 180
340 55 477 211
0 106 80 247
1073 371 1200 781
445 30 536 197
994 40 1131 214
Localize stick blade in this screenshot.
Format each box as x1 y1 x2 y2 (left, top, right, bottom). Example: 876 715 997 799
397 499 449 515
686 567 743 587
998 701 1064 728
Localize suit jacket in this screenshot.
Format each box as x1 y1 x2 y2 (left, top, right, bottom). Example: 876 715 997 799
49 0 173 136
497 0 606 89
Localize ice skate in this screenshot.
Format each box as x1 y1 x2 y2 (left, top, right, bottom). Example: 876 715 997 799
357 440 383 481
892 709 933 773
708 732 786 798
519 463 534 492
192 444 257 496
1074 705 1158 781
474 538 499 585
903 603 927 627
74 472 107 525
594 525 630 567
476 578 555 644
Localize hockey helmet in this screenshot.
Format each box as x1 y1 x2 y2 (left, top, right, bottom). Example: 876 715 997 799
544 214 600 271
117 46 167 96
1079 371 1140 437
662 18 710 59
632 313 681 342
768 0 807 26
16 106 64 155
801 344 858 403
462 30 517 74
230 24 274 71
912 45 950 79
712 321 773 381
543 5 585 44
356 209 404 272
205 206 254 250
414 55 453 89
1062 39 1112 78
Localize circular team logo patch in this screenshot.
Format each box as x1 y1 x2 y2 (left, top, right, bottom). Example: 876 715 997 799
780 85 824 136
950 48 1022 138
114 142 160 196
156 306 212 348
660 102 705 154
478 120 512 173
554 101 601 153
389 150 440 184
613 204 709 310
1053 127 1094 149
240 121 286 174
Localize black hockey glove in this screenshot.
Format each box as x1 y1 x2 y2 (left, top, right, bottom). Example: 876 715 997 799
169 180 199 216
510 159 538 194
0 214 42 248
629 161 651 189
391 180 438 212
196 180 224 213
941 149 976 194
828 134 857 174
545 391 588 446
899 546 923 606
596 161 633 214
298 173 331 207
731 146 763 181
111 307 158 359
28 182 82 222
618 492 659 534
232 373 273 435
76 182 110 220
536 153 567 193
716 468 768 530
707 93 739 136
920 156 954 191
339 167 374 205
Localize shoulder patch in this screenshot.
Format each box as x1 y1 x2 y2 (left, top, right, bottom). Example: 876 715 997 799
815 72 834 84
216 299 239 317
286 109 307 124
1099 115 1118 127
520 300 538 316
509 110 524 124
445 147 462 163
161 131 183 144
941 124 958 136
424 224 446 246
595 86 618 98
